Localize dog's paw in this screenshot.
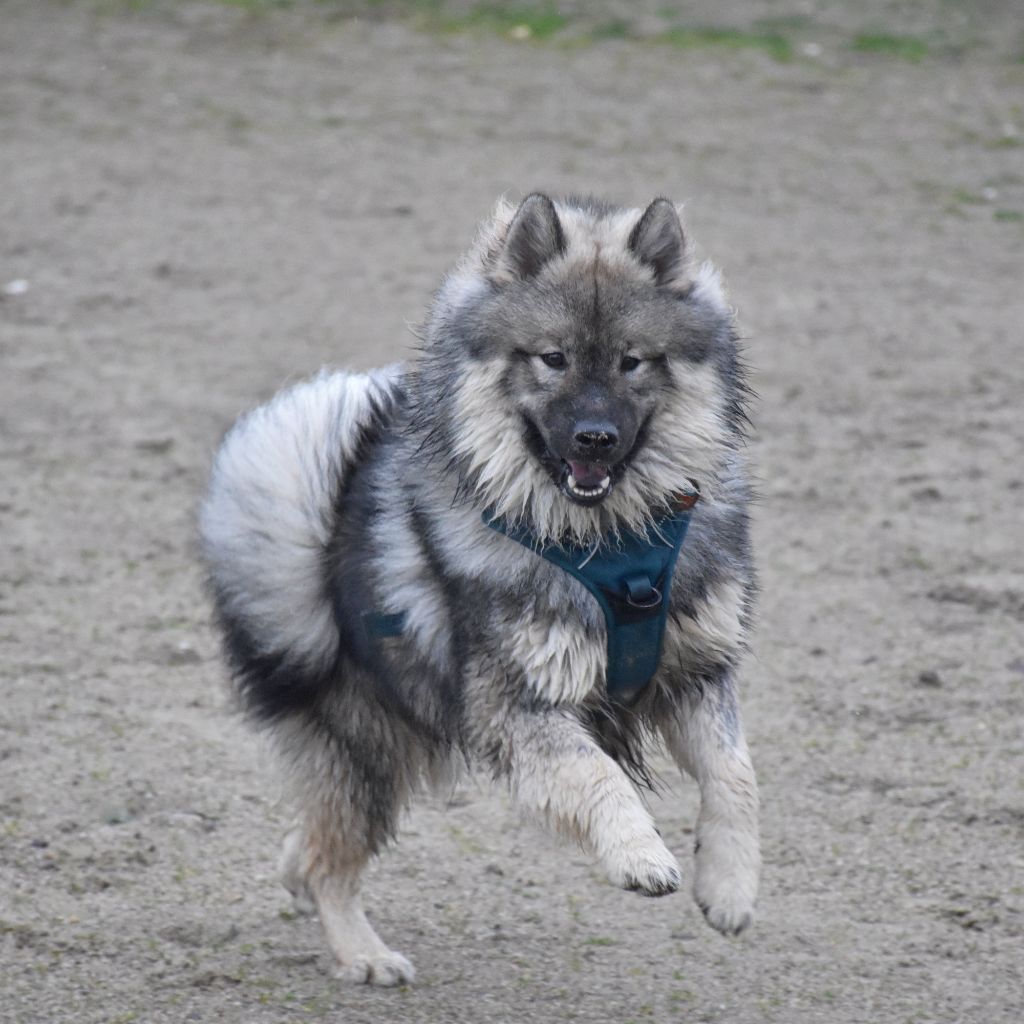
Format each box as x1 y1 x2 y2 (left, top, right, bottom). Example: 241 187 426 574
335 951 416 987
605 837 682 897
695 891 755 936
693 842 758 935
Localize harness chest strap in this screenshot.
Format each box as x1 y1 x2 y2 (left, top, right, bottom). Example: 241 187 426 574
364 487 699 703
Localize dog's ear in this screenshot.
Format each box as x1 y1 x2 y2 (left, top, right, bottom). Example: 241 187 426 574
628 199 690 292
491 193 566 283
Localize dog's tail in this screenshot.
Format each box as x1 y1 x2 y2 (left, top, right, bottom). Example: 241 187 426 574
199 367 402 720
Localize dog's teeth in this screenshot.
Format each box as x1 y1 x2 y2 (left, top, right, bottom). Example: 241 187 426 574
565 471 611 499
569 481 610 497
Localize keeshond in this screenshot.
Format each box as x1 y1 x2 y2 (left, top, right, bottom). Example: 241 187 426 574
200 194 760 985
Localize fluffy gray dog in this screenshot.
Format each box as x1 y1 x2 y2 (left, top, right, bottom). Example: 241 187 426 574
200 194 760 986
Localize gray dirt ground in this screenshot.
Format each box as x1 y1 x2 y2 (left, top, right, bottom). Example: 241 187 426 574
2 2 1023 1022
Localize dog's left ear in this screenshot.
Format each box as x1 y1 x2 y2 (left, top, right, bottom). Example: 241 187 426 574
628 199 690 293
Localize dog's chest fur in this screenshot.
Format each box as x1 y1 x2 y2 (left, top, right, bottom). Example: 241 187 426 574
368 493 743 707
501 585 606 704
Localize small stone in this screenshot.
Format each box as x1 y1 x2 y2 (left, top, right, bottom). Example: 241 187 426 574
917 669 942 687
163 643 201 666
135 437 174 455
103 805 132 825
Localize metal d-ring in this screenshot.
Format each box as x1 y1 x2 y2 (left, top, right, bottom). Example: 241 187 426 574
626 584 662 609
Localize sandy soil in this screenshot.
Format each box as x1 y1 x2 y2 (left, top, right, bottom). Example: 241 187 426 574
2 2 1023 1021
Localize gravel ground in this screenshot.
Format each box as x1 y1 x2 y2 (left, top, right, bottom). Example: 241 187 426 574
2 2 1023 1022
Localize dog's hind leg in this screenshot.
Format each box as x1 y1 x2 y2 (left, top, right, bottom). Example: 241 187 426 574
658 671 760 936
277 719 418 987
307 845 414 987
485 705 681 896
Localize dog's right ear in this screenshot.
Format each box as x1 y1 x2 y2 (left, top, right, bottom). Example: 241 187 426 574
490 193 566 284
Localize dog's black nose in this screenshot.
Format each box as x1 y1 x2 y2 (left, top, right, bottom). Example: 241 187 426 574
574 423 619 451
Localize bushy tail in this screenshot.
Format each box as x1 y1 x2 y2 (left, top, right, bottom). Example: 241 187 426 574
199 367 401 720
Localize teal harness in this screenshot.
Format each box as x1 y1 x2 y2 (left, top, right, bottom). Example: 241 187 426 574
364 486 699 703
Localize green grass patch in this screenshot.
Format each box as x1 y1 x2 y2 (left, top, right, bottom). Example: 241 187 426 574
433 3 568 40
851 32 929 61
951 187 987 205
589 18 632 41
214 0 296 9
994 209 1024 222
656 26 793 62
92 0 156 11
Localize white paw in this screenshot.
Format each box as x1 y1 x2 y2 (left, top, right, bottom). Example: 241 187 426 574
335 951 416 987
693 839 759 935
604 836 682 897
695 887 755 935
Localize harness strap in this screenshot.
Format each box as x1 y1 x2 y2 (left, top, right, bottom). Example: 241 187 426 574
362 610 407 638
483 485 699 702
362 486 700 704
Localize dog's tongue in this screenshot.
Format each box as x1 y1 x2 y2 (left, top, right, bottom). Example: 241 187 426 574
568 461 608 487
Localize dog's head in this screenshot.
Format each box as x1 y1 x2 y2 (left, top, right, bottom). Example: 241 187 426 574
416 194 747 545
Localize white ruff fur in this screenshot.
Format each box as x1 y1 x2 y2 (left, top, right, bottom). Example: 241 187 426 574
450 356 732 548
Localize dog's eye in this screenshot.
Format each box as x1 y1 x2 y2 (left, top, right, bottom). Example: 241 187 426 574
540 352 567 370
620 355 642 373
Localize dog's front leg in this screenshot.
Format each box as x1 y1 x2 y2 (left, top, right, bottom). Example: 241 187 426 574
659 672 760 934
498 707 681 896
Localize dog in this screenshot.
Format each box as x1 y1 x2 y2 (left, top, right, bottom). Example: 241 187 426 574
199 194 760 986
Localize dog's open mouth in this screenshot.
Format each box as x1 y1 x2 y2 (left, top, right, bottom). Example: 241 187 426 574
560 460 613 505
520 416 623 507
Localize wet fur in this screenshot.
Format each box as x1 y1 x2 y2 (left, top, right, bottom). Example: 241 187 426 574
200 194 761 985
